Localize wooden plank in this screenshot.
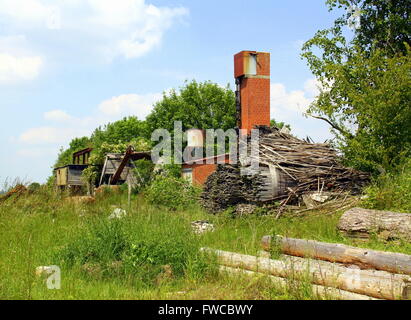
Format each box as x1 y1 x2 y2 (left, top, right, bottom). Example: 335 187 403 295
202 248 411 300
262 235 411 275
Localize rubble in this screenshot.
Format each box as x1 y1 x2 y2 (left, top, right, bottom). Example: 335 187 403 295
191 220 215 234
109 208 127 219
201 126 370 214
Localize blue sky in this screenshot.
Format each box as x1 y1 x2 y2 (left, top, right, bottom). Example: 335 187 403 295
0 0 344 184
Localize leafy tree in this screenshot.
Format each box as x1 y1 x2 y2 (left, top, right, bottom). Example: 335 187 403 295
326 0 410 55
302 0 411 172
146 80 236 134
91 117 150 148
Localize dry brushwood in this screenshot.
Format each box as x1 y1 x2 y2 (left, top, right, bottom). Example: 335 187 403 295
0 184 27 204
201 126 370 214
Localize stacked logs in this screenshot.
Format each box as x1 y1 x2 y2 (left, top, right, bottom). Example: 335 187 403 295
201 164 263 213
203 235 411 300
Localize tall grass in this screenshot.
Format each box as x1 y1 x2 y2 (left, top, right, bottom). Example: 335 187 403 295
1 180 410 300
362 160 411 213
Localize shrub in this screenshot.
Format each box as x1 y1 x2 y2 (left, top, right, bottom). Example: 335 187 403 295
145 176 201 210
132 159 155 194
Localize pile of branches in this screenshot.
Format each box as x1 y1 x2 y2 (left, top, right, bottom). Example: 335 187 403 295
0 184 27 204
201 126 370 214
253 126 370 199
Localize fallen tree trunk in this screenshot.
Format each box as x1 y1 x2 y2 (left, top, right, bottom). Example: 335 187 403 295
338 208 411 241
202 248 411 300
219 266 379 300
261 235 411 275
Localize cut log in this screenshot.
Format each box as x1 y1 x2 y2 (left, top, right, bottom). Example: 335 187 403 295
202 248 411 300
219 266 379 300
338 207 411 241
261 235 411 275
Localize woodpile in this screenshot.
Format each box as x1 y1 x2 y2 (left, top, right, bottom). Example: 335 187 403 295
201 164 262 213
204 241 411 300
338 207 411 241
201 126 370 214
262 235 411 275
219 266 378 300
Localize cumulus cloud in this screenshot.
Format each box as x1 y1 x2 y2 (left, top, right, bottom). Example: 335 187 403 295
43 110 73 122
0 53 43 84
98 93 162 118
0 0 188 60
19 91 162 147
19 127 89 145
270 78 332 142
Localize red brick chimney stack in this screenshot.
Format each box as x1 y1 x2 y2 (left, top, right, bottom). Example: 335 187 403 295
234 51 271 134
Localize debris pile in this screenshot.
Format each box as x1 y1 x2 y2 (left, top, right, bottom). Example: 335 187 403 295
0 184 27 204
202 126 370 214
191 220 215 234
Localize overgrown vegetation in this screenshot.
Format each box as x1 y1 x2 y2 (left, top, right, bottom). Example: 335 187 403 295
145 176 201 210
363 159 411 213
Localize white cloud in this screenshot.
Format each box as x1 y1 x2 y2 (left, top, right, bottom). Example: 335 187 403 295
19 91 162 148
270 79 333 142
98 93 162 118
0 53 43 84
19 127 89 145
44 110 73 122
270 83 311 116
0 0 188 60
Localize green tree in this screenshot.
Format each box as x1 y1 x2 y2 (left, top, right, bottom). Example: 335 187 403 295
302 0 411 173
146 80 236 134
326 0 410 55
91 116 150 148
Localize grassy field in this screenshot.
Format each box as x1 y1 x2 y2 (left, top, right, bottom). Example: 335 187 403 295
1 187 410 300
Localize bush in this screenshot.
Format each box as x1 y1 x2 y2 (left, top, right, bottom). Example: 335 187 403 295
145 176 201 210
132 159 155 194
362 160 411 213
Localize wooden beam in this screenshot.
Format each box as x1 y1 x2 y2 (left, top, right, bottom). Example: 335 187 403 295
262 235 411 275
111 146 134 185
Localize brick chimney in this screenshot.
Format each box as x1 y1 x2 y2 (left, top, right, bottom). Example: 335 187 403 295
234 51 270 134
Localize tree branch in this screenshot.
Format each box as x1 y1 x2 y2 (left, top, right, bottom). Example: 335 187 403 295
309 114 354 139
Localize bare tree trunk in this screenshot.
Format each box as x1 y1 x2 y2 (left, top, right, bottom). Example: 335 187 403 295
219 266 379 300
338 208 411 241
262 235 411 275
202 248 411 300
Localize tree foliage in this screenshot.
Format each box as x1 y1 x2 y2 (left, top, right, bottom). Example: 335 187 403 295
146 80 236 134
302 0 411 172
